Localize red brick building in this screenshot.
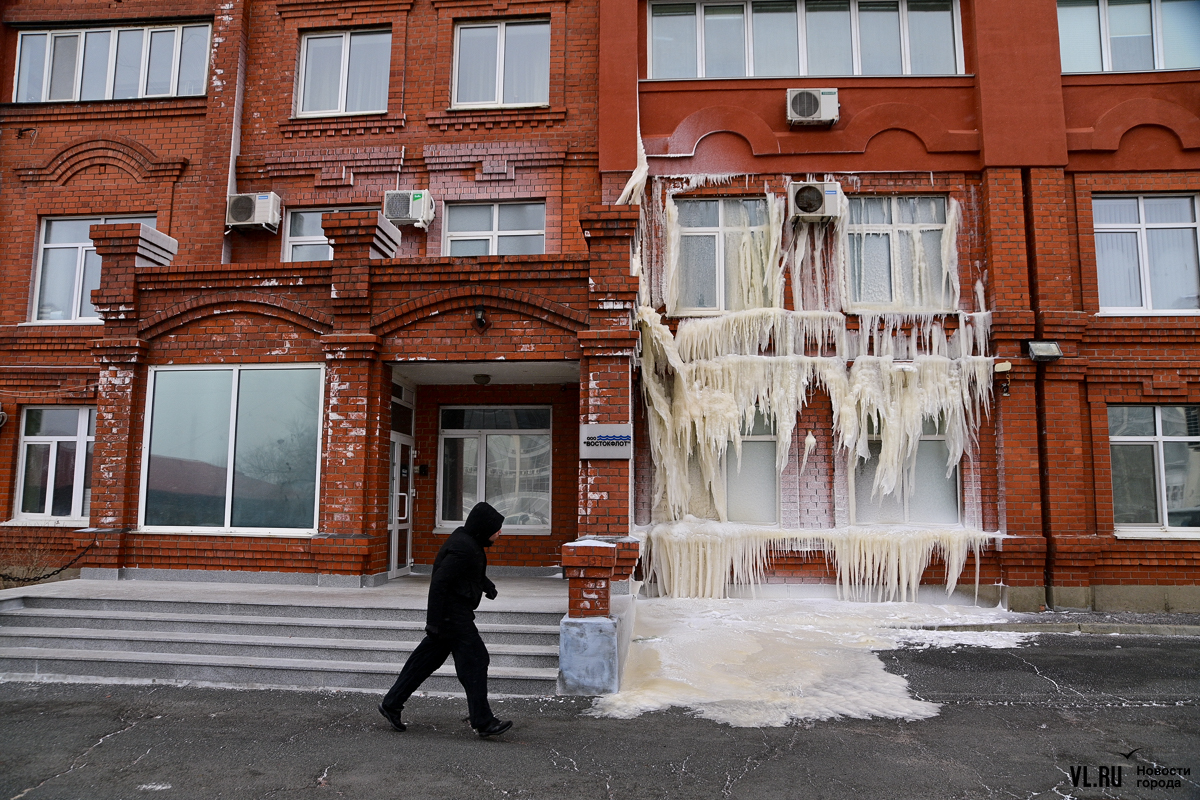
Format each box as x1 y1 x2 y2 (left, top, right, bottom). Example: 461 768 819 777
1 0 1198 611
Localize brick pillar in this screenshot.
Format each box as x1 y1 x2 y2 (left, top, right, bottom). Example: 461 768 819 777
324 210 402 262
562 540 617 617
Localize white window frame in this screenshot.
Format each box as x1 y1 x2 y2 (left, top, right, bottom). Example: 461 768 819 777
845 194 954 313
436 405 553 533
443 202 546 256
295 29 391 118
282 206 373 262
12 407 95 524
28 214 156 324
1058 0 1199 73
1094 194 1200 315
722 418 780 525
646 0 964 79
450 19 552 108
13 24 210 102
1109 405 1200 539
674 196 770 315
849 417 961 526
137 364 325 537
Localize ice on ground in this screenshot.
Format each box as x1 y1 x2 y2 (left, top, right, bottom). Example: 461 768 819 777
589 597 1030 728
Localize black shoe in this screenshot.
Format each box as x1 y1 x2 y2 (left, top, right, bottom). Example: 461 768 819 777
378 703 406 732
476 719 512 739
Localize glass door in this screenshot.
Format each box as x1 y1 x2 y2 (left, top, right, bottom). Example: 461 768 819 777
389 432 414 577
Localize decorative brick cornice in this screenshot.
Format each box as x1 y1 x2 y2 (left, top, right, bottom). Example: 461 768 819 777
372 285 588 335
0 97 208 124
277 0 413 19
275 115 406 140
139 292 335 340
423 141 565 181
17 137 188 185
92 337 148 365
237 146 404 188
424 107 566 133
321 332 382 360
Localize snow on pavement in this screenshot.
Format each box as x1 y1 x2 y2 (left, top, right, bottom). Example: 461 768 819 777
589 597 1031 728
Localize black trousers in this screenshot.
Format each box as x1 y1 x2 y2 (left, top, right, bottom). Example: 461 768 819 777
381 619 495 729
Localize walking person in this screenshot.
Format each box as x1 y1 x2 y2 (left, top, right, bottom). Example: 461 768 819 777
378 501 513 738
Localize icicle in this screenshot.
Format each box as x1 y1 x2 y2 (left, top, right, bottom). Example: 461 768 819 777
940 198 962 310
662 194 681 317
799 431 817 475
616 126 649 206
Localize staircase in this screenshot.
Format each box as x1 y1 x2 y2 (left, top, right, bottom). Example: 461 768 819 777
0 579 564 695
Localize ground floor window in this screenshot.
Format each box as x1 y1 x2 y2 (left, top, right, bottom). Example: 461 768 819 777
852 416 960 525
725 411 778 524
141 365 322 531
1109 405 1200 530
17 407 95 520
438 406 551 529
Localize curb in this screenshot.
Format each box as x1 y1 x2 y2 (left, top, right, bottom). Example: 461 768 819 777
919 623 1200 636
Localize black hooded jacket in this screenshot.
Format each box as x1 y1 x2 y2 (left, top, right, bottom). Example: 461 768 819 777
425 502 503 634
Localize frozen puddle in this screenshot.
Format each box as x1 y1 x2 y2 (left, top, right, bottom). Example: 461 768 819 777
589 597 1030 727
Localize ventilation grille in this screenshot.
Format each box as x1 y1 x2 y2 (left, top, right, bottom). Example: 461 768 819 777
384 191 412 220
790 89 820 119
228 194 257 223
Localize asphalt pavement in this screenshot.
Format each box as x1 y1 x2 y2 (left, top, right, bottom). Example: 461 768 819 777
1 633 1197 800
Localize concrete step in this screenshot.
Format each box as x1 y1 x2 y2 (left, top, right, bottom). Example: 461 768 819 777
0 608 561 646
0 627 561 669
11 596 565 627
0 646 558 695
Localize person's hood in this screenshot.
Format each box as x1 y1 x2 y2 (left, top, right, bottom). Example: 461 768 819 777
463 502 504 547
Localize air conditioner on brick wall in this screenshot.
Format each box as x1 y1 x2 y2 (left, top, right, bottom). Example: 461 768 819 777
786 88 839 126
383 190 435 229
788 181 845 221
226 192 282 233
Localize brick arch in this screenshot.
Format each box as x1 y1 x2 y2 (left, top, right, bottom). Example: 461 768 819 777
661 106 781 156
846 102 979 153
139 293 335 340
372 286 588 336
17 136 189 185
1090 99 1200 151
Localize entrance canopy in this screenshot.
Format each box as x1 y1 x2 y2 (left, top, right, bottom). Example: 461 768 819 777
390 360 580 385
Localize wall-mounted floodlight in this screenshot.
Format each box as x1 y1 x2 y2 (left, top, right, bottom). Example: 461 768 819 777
1027 341 1063 362
994 361 1012 396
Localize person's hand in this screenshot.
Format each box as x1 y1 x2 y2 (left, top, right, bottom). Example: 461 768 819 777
485 588 498 600
424 624 440 638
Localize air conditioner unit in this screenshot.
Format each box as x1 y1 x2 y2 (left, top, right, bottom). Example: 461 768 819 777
383 190 435 229
788 181 845 221
226 192 282 232
786 88 839 126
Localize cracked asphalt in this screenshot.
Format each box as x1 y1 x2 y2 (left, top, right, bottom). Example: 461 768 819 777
1 634 1197 800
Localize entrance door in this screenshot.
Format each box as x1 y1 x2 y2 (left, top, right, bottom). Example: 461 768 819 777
389 432 414 577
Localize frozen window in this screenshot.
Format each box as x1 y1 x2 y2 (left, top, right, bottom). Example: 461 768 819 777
453 20 550 107
33 215 156 322
846 195 953 311
298 30 391 116
14 24 210 102
725 412 778 524
1094 195 1200 312
853 416 959 525
676 197 769 313
438 407 552 529
445 202 545 256
1057 0 1200 72
648 0 961 78
142 366 322 531
17 407 96 521
283 207 373 261
1108 405 1200 532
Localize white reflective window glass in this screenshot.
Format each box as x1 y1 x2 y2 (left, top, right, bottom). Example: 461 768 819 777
907 0 956 74
176 26 209 95
20 444 51 515
704 5 747 78
145 29 176 96
502 22 550 104
1159 405 1200 436
456 26 499 104
113 29 144 99
449 239 490 257
909 439 959 524
301 35 344 113
652 4 699 78
1147 228 1200 309
80 31 112 100
847 195 954 311
1162 441 1200 526
498 203 545 231
485 434 551 526
849 234 893 304
1162 0 1200 68
1144 197 1195 224
1108 405 1156 436
1110 443 1160 523
16 34 47 102
1094 196 1140 224
752 1 799 76
48 35 80 101
37 249 79 321
680 235 719 308
445 203 545 256
37 216 156 321
678 199 720 227
496 235 545 255
1094 195 1200 312
80 250 102 319
727 440 777 523
1108 0 1154 70
1058 0 1103 71
857 0 902 75
806 0 853 75
18 408 94 519
1096 232 1143 307
447 205 495 232
345 31 391 113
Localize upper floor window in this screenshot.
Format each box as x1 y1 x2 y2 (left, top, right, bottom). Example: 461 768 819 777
846 195 954 312
453 20 550 107
33 215 156 322
17 407 96 522
649 0 961 79
853 416 959 525
15 24 210 103
725 412 778 524
1058 0 1200 72
298 30 391 116
675 197 769 313
1109 405 1200 533
283 207 371 261
445 202 545 255
1094 195 1199 313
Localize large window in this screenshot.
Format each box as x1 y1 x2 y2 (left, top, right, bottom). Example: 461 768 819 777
32 215 156 322
1109 405 1200 533
16 408 95 522
444 203 545 256
283 207 372 261
852 417 959 525
1058 0 1200 72
846 195 953 312
15 24 210 103
298 30 391 116
439 407 552 529
675 197 769 313
453 20 550 107
725 412 778 524
649 0 961 79
141 366 322 532
1094 195 1199 313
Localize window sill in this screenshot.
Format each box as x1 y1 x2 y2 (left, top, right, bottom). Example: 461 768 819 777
135 527 319 538
1113 528 1200 540
425 106 566 132
279 113 405 139
3 518 90 528
1095 310 1200 317
18 319 103 326
433 526 553 537
0 96 208 122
